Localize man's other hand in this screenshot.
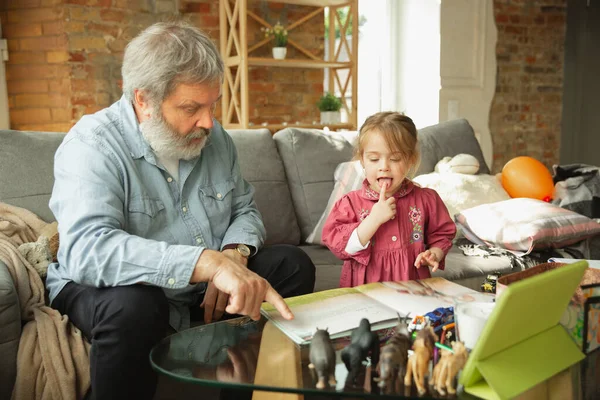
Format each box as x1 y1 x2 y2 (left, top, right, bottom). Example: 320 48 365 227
192 249 293 321
201 249 248 324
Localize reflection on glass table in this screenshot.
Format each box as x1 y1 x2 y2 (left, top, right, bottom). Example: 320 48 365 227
150 316 599 399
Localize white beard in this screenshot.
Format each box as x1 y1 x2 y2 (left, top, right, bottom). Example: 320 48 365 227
140 107 210 161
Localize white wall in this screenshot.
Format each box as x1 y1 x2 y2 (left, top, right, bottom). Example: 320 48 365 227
439 0 497 169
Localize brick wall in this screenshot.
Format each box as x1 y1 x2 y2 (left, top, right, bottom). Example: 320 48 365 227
2 0 70 132
1 0 323 131
490 0 567 172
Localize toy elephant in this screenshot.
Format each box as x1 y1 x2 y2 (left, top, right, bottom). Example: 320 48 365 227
308 328 337 389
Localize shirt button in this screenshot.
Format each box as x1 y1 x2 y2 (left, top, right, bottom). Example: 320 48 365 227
182 207 187 213
216 193 222 199
167 278 175 285
392 236 397 241
167 177 173 183
196 237 202 244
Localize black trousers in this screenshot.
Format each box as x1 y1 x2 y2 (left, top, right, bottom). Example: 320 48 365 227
52 244 316 400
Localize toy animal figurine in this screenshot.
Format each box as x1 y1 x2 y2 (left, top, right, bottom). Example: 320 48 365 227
308 328 337 389
404 326 438 395
341 318 380 386
375 313 411 388
430 341 468 395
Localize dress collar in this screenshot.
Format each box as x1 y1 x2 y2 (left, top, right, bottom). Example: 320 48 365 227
359 178 414 201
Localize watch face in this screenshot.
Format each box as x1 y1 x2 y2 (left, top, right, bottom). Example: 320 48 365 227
237 244 251 257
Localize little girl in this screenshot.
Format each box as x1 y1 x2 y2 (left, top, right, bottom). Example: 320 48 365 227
322 112 456 287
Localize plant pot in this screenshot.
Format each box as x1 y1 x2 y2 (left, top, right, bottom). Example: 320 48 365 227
272 47 287 60
320 111 341 125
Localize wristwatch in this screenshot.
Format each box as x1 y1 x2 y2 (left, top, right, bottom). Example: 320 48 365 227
235 244 252 257
223 243 252 257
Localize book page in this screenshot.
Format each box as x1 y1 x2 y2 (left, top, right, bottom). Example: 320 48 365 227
261 291 397 343
364 278 477 316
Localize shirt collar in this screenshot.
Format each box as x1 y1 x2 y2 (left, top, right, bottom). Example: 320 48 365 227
117 94 213 163
359 178 414 201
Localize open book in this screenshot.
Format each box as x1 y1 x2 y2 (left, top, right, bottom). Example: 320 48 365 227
261 277 478 345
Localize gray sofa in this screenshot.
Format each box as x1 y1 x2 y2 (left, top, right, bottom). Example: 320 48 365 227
0 118 514 398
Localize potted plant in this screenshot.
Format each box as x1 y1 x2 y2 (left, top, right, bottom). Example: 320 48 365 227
317 92 342 125
261 22 288 60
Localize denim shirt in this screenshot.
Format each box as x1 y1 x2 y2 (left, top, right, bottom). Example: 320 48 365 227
46 95 266 331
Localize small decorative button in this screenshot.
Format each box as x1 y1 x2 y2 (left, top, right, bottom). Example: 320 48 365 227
217 193 222 199
392 236 397 241
167 177 173 183
196 238 202 244
167 278 175 285
182 207 187 212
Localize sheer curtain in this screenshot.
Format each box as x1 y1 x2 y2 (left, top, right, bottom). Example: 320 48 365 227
357 0 440 129
0 22 9 130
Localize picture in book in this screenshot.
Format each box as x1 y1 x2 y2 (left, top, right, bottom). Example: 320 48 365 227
261 277 477 345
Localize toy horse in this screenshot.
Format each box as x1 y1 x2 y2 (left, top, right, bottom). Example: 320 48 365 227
404 326 438 395
430 341 468 395
341 318 380 386
375 313 411 388
308 328 337 389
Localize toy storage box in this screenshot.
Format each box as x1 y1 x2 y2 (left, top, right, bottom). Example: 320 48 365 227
496 262 600 354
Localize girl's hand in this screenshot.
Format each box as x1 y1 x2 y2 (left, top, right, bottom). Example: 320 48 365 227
369 183 396 225
415 249 440 272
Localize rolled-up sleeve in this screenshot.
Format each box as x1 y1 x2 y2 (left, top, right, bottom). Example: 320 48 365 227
50 134 199 289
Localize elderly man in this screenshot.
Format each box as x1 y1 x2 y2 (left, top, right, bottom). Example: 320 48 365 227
46 21 315 400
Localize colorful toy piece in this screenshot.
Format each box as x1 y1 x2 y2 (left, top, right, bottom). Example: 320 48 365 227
501 156 554 201
430 341 469 395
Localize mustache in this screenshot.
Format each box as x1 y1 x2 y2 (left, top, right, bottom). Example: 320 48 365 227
187 128 211 141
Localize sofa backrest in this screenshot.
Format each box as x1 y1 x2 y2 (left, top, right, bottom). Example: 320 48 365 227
0 130 66 222
416 118 490 175
228 129 301 245
273 128 355 241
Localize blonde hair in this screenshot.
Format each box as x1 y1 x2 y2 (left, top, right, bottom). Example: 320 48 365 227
354 112 420 176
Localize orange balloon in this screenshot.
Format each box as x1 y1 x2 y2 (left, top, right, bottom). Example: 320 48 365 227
501 156 554 201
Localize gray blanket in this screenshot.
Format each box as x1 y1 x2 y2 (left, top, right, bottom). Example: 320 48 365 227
553 163 600 219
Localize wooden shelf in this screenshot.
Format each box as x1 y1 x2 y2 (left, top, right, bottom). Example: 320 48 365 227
248 57 350 69
225 56 351 69
220 0 358 130
226 122 354 132
258 0 352 6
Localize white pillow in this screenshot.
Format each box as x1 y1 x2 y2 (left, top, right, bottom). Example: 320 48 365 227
413 172 511 237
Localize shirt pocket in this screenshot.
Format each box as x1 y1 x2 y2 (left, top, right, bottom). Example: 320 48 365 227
127 196 174 242
198 179 236 237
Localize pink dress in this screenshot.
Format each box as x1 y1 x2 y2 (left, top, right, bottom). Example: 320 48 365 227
322 179 456 287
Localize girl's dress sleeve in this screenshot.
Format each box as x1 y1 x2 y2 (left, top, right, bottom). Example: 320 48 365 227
424 189 457 271
321 194 372 265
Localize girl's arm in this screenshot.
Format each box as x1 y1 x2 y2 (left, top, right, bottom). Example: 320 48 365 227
322 195 372 263
420 189 457 271
356 183 396 245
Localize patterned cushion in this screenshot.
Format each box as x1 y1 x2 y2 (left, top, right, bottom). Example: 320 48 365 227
306 161 364 245
455 198 600 255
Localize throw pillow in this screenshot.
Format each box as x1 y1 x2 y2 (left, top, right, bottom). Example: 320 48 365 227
455 198 600 255
412 173 510 224
306 160 364 245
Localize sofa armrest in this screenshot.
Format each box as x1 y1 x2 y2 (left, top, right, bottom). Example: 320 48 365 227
0 260 20 399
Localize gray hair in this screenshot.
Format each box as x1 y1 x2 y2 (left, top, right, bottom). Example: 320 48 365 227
122 21 224 103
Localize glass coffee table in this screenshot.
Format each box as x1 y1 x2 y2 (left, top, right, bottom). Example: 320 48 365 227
150 316 599 399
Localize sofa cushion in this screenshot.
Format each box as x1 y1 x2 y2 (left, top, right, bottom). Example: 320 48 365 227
274 128 354 241
0 130 66 222
416 119 490 176
298 244 343 292
0 260 20 400
228 129 301 245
